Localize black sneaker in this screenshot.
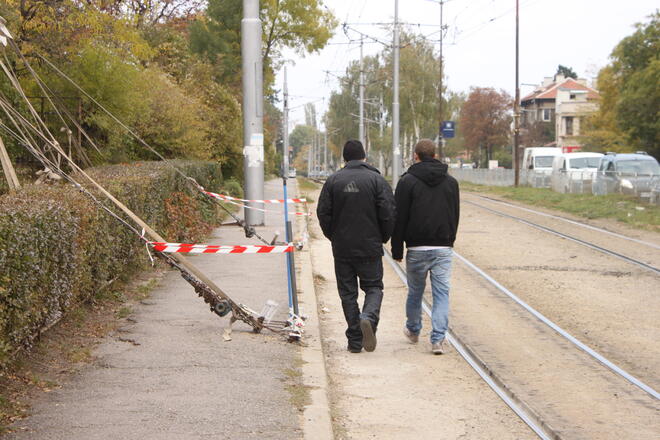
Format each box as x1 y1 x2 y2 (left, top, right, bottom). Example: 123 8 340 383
347 345 362 353
360 319 377 352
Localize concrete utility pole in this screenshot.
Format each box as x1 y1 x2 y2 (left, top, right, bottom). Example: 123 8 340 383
392 0 402 188
241 0 265 225
359 36 365 147
282 67 289 176
437 0 445 159
324 129 328 172
514 0 521 187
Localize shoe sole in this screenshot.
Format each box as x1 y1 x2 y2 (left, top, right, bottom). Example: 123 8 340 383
360 319 377 352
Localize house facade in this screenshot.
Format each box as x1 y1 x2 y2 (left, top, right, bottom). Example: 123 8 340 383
521 74 600 151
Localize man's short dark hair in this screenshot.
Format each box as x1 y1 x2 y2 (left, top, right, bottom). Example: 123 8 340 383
414 139 436 161
343 139 366 162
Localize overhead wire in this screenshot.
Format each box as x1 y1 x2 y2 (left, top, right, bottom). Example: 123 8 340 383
0 44 287 334
33 51 275 245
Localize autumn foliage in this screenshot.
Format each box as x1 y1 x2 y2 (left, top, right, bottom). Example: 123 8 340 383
459 87 512 166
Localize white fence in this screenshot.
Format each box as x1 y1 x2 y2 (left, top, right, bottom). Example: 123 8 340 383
449 168 660 205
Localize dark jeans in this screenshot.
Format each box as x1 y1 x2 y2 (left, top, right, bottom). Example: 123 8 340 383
334 258 384 349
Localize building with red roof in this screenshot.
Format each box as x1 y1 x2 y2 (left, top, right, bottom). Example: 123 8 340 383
521 74 600 151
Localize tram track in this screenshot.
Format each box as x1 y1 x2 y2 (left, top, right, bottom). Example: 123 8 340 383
462 198 660 275
383 250 558 440
469 194 660 250
384 248 660 439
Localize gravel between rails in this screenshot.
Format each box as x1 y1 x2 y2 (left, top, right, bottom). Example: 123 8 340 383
457 194 660 391
448 260 660 439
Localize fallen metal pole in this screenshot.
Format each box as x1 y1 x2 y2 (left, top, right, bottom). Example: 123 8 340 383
0 135 20 190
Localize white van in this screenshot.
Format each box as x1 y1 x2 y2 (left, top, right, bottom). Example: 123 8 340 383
551 152 603 193
522 147 563 187
522 147 563 172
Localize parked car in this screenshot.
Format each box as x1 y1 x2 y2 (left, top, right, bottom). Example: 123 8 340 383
522 147 563 173
288 168 297 178
551 152 603 193
592 152 660 199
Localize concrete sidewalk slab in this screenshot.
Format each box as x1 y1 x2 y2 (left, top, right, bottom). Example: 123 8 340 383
7 179 302 440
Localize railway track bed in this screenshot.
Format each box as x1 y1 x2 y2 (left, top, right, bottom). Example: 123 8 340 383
304 181 659 438
387 248 660 439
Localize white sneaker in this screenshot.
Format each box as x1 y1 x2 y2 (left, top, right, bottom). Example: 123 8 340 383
403 328 419 344
432 339 446 355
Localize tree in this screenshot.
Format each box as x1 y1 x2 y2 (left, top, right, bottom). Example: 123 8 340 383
0 0 246 171
458 87 512 167
189 0 336 91
612 12 659 156
522 121 555 147
556 64 577 79
443 91 467 158
326 30 447 170
581 12 659 157
289 124 316 156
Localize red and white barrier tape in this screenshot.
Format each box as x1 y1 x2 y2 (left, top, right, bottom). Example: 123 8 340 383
150 242 294 254
204 190 306 204
204 191 310 216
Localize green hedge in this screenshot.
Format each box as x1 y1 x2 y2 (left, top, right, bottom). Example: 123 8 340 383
0 160 233 366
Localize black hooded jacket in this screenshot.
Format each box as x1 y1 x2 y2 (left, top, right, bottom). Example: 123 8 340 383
391 159 460 260
317 161 395 260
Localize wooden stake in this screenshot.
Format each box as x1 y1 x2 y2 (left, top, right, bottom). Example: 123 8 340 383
0 135 20 191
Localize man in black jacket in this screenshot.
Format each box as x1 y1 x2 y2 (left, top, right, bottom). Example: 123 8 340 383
391 139 459 355
317 140 395 353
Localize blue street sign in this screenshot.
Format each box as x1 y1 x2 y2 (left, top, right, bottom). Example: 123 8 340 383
441 121 455 138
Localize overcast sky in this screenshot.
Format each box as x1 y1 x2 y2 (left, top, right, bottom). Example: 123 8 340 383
276 0 657 129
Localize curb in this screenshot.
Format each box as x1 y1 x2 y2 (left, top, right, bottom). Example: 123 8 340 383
297 193 334 440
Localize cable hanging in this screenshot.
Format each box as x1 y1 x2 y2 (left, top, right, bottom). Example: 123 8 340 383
33 50 278 246
0 31 295 335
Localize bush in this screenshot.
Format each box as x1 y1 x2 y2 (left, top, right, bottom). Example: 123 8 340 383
0 160 234 367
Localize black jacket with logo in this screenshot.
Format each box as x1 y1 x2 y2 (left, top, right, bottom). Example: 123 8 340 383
391 159 460 260
317 161 396 260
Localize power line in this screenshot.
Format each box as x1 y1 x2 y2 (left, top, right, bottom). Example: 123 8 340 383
452 0 542 44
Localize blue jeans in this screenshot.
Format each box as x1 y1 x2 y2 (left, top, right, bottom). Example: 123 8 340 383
405 248 453 344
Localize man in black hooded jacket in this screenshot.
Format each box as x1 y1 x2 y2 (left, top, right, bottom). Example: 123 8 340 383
391 139 459 355
317 140 395 353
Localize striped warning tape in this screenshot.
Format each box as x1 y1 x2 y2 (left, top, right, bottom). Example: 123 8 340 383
204 190 306 204
204 191 310 216
150 242 294 254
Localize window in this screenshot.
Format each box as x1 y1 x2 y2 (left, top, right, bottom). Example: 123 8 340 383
570 93 576 100
542 108 552 121
570 157 602 169
535 156 555 168
565 117 574 136
615 160 660 175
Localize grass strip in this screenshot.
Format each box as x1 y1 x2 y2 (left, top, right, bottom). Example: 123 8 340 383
460 182 659 232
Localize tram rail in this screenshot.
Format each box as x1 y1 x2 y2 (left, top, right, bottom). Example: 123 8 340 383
469 194 660 250
463 198 660 275
384 248 659 439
